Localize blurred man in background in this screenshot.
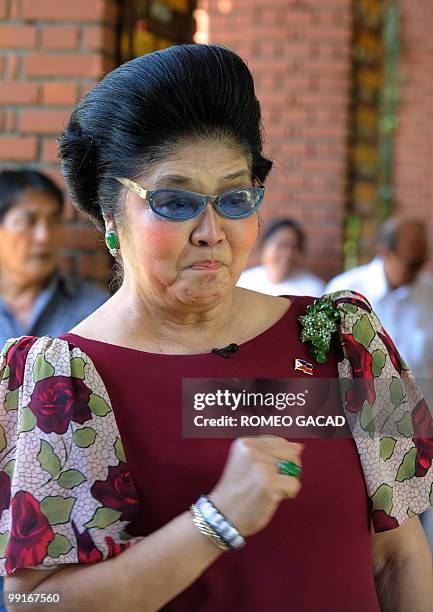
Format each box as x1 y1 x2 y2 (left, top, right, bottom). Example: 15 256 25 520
326 217 433 551
0 169 109 347
238 218 325 296
326 217 433 378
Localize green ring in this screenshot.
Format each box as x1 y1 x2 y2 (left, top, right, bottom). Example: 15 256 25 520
277 460 302 478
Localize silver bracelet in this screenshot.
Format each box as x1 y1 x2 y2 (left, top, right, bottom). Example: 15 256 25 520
190 504 231 551
195 495 246 550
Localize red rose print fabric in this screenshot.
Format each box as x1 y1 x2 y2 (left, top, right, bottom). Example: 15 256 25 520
4 336 38 392
91 463 140 522
411 399 433 477
71 522 103 563
371 509 399 531
105 536 130 559
332 290 433 532
0 289 431 575
0 472 10 518
0 336 142 575
341 334 376 413
5 491 55 574
377 328 406 376
29 376 92 434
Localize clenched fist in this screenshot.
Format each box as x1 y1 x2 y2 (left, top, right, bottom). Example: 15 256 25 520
209 436 304 537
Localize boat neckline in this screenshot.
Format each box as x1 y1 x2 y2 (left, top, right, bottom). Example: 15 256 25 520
62 295 301 358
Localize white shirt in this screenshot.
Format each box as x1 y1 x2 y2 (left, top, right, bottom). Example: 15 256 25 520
237 265 326 297
326 257 433 380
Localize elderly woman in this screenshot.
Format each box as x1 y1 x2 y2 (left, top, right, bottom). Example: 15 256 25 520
0 45 432 612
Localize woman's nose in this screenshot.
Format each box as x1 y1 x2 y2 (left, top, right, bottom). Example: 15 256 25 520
190 201 225 247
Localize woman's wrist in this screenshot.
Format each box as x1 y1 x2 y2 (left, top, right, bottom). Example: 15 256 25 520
190 494 246 552
190 504 231 551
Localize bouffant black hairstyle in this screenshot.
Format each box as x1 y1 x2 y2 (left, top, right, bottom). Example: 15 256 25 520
0 169 64 222
58 44 272 232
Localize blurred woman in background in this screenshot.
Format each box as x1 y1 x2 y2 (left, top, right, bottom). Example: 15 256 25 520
238 218 325 296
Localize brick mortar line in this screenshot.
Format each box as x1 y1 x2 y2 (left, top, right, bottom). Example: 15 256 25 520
0 49 103 55
1 18 115 26
0 50 111 59
77 22 86 53
1 104 74 109
2 76 106 83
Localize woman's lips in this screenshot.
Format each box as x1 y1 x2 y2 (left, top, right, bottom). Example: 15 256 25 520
189 260 222 270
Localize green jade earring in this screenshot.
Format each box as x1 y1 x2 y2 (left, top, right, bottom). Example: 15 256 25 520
105 231 119 257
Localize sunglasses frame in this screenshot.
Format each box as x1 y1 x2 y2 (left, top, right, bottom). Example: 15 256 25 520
116 177 265 221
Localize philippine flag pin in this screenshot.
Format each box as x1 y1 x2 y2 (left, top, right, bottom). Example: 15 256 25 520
294 358 314 376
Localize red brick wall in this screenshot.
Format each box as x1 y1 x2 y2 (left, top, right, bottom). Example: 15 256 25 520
196 0 352 281
394 0 433 272
4 1 428 284
0 0 118 283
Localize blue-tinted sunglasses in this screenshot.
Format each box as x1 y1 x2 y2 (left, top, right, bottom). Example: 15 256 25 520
116 177 265 221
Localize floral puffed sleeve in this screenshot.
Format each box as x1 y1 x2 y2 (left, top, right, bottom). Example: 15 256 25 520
329 290 433 531
0 336 142 575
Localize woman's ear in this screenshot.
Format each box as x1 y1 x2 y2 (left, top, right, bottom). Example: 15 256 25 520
102 214 116 235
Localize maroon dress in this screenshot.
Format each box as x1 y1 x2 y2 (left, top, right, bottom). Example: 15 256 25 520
61 295 380 612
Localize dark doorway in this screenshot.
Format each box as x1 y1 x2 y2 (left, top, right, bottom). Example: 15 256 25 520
119 0 197 62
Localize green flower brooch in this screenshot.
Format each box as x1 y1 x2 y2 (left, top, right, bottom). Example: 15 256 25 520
298 295 341 364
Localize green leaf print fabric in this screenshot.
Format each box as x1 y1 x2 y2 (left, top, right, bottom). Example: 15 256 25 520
0 288 432 574
330 290 433 531
0 336 142 575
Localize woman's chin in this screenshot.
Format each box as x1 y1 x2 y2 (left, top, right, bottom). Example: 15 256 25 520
174 279 233 307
